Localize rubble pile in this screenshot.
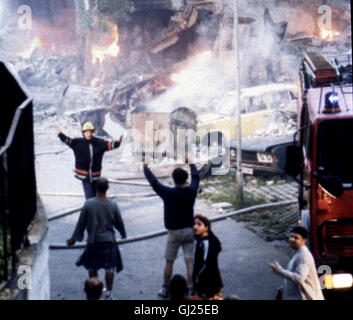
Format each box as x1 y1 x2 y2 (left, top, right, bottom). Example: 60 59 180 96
253 108 297 138
0 0 351 142
11 55 77 115
15 54 76 87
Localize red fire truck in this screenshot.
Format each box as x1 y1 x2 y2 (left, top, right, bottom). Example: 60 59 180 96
285 52 353 299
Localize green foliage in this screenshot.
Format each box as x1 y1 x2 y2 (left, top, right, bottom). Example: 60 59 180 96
94 0 135 20
233 205 299 241
200 176 265 209
76 0 135 33
76 0 94 32
200 173 300 242
0 227 12 283
0 209 12 283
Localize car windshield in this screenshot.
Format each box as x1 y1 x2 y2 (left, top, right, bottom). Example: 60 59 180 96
247 91 293 112
317 119 353 180
219 90 294 116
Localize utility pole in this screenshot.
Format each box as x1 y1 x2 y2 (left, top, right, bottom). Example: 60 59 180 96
75 0 87 84
233 0 244 205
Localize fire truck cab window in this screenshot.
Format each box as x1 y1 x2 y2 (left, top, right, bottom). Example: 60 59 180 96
250 92 292 112
317 119 353 180
241 98 249 113
247 95 269 113
269 91 291 109
240 90 294 114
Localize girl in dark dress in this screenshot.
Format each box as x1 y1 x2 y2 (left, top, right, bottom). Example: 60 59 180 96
192 214 223 299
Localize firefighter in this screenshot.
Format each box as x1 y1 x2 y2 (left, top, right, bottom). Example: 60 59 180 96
54 122 123 199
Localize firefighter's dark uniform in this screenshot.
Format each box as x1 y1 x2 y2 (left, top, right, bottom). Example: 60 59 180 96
58 132 121 199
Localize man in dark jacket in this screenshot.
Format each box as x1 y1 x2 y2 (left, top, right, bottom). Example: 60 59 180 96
143 161 200 298
54 122 123 199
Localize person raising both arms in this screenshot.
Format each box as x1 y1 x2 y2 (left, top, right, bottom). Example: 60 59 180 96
143 156 200 298
54 122 123 199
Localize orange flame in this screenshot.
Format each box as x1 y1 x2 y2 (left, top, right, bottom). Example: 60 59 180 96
90 78 100 88
91 24 120 65
17 37 43 59
320 28 340 40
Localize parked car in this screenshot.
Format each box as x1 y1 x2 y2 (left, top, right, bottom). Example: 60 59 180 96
197 83 298 175
229 136 293 175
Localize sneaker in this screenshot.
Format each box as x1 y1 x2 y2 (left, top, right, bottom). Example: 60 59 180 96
104 291 114 300
158 285 169 299
187 287 196 297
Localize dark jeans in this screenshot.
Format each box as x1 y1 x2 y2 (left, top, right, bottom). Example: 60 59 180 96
82 180 97 199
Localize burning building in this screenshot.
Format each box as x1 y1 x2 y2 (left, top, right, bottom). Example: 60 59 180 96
0 0 350 151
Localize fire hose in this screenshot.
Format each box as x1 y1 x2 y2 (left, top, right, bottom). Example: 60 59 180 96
49 199 296 249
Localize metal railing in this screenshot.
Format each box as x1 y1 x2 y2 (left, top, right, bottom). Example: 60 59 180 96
0 97 36 287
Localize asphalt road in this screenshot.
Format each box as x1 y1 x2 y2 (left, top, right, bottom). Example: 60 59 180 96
35 126 291 300
48 202 290 300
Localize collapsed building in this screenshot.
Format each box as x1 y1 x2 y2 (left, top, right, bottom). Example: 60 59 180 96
0 0 351 150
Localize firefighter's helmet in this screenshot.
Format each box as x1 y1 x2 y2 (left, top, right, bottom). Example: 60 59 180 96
82 122 95 132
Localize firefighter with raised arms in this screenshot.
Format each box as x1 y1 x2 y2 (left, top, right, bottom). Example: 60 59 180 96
54 122 123 199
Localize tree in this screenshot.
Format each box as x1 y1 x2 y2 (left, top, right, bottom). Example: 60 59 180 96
76 0 135 31
74 0 135 84
94 0 135 24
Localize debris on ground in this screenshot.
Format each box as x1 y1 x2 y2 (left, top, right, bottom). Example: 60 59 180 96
200 173 299 242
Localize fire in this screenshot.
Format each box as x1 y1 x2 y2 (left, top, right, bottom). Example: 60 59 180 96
171 51 212 83
90 78 100 87
17 37 43 59
320 28 340 40
91 24 120 65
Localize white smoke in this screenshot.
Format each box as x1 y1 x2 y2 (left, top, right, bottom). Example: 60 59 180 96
0 1 5 28
144 50 233 114
142 1 302 115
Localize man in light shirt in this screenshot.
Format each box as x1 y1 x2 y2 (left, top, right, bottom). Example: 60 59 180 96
269 226 325 300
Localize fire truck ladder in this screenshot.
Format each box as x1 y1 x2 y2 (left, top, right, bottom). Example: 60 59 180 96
304 53 352 113
303 53 338 88
331 53 353 112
